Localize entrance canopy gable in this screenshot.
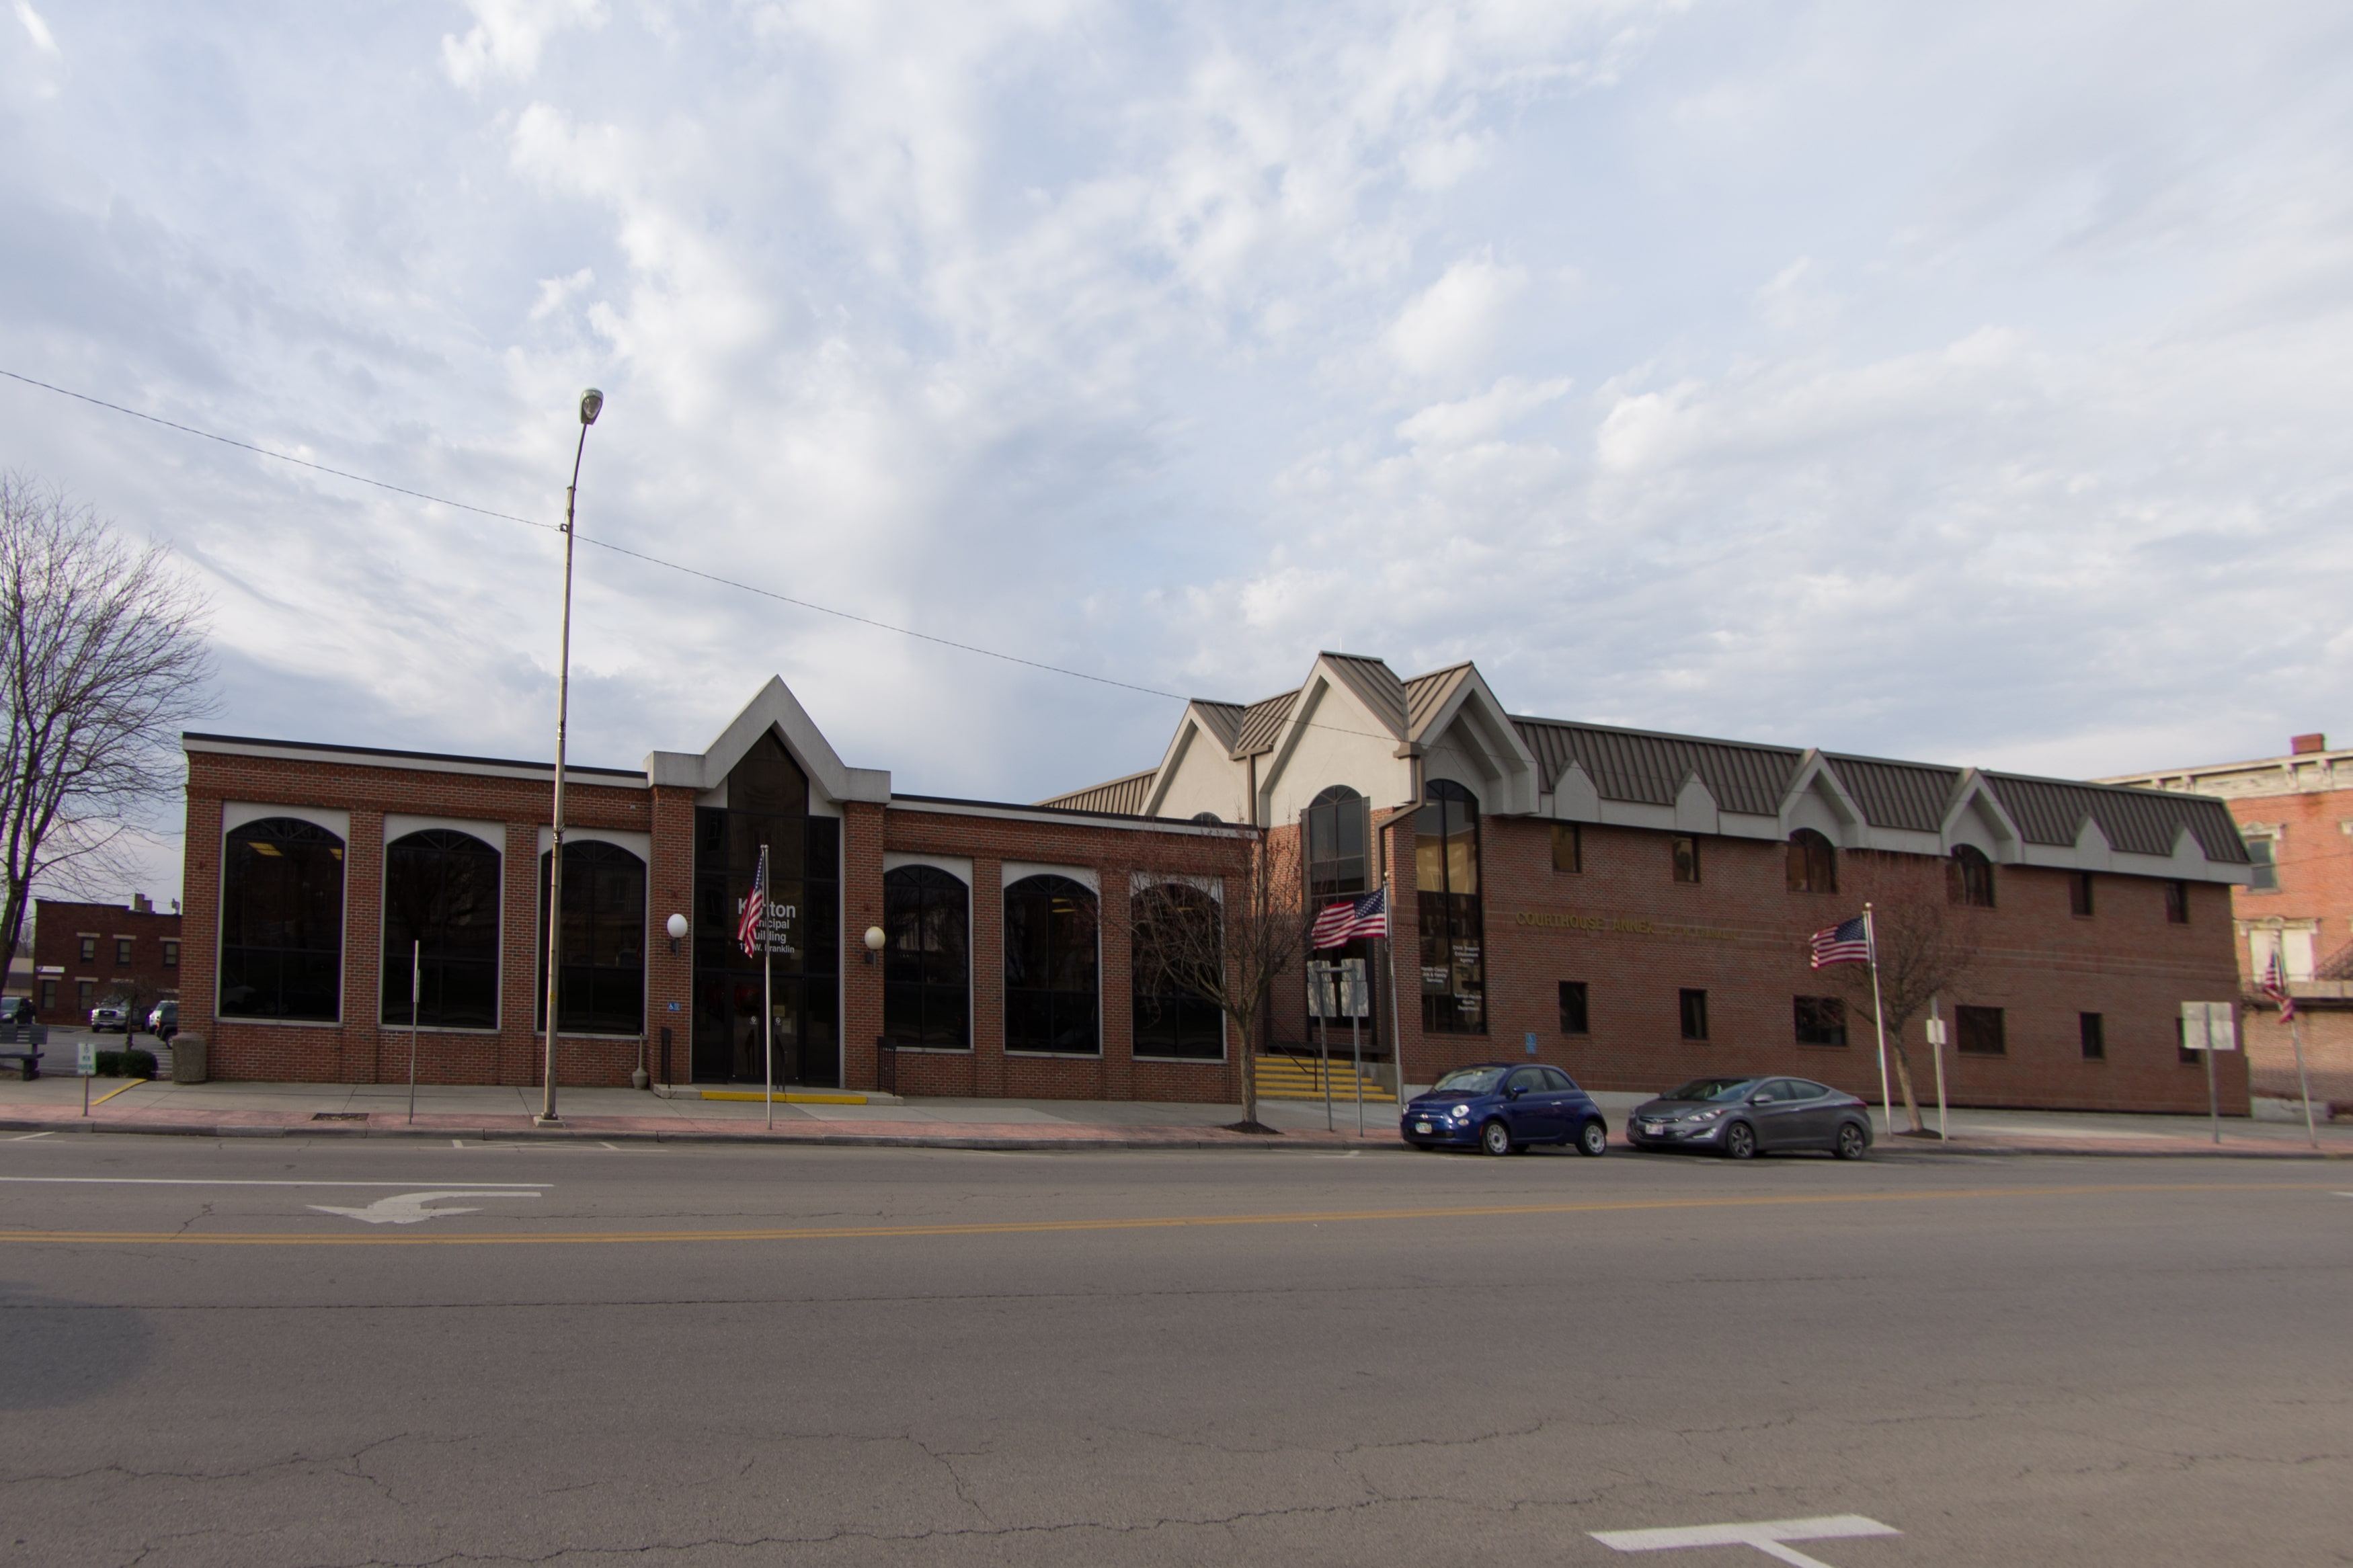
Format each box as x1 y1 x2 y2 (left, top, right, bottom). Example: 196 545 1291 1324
645 676 890 805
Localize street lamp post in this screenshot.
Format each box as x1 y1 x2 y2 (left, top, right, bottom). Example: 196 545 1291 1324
538 387 604 1126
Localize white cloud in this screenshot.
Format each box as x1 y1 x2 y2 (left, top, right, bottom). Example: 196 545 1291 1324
441 0 602 89
13 1 56 55
1386 255 1529 382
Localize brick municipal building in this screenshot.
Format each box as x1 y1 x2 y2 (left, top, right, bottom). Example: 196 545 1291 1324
177 653 2251 1114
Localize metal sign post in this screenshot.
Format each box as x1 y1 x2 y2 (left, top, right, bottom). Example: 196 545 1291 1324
1925 1000 1948 1141
1308 962 1334 1132
2182 1000 2236 1146
407 940 421 1124
78 1039 95 1116
1344 958 1369 1137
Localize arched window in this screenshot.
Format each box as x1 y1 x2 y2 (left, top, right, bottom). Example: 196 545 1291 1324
883 865 969 1048
1004 874 1099 1054
383 829 500 1029
537 840 647 1035
1948 845 1996 908
220 817 345 1020
1786 829 1837 895
1191 811 1222 825
1132 881 1224 1060
1303 785 1368 896
1417 780 1486 1034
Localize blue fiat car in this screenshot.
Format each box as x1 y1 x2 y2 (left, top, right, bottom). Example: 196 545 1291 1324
1401 1063 1609 1157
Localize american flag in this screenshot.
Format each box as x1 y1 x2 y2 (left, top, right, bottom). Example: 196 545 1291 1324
1311 886 1389 950
2262 947 2295 1021
737 844 768 958
1810 915 1870 969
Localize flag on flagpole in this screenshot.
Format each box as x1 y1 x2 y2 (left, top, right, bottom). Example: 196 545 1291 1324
1312 886 1389 949
2262 947 2296 1021
1810 915 1871 968
737 844 768 958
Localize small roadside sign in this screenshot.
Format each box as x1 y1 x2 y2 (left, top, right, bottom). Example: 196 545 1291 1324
77 1041 97 1076
2180 1001 2237 1050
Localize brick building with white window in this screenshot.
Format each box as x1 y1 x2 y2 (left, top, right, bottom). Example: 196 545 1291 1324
31 896 182 1027
177 656 2249 1114
2101 735 2353 1109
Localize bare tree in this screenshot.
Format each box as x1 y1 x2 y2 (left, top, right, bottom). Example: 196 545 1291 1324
0 473 212 984
1131 829 1320 1133
1819 852 1979 1133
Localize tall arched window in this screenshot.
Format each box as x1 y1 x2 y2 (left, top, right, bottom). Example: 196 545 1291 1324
883 864 969 1048
537 840 647 1035
1948 845 1996 908
1304 785 1368 897
220 817 345 1021
1417 780 1485 1034
1004 874 1099 1054
1786 829 1837 894
383 829 501 1029
1132 881 1224 1060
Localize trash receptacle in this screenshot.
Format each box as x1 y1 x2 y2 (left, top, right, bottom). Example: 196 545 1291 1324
171 1033 206 1084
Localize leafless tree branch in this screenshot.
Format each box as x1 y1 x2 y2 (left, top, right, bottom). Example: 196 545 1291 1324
1817 852 1981 1132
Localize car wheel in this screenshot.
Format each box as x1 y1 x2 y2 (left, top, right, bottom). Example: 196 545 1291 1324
1575 1119 1607 1157
1479 1119 1514 1157
1722 1121 1757 1160
1833 1121 1868 1161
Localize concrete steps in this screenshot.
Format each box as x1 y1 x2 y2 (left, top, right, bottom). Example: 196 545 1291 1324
1252 1056 1395 1102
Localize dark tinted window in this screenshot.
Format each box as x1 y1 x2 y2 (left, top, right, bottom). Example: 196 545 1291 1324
1558 979 1589 1034
1417 781 1485 1035
536 840 646 1036
1957 1004 2005 1056
1786 830 1835 893
1551 821 1581 873
2165 880 2190 923
1788 1079 1832 1099
1679 987 1709 1040
1673 835 1701 883
1948 845 1996 907
1540 1066 1576 1092
1131 881 1223 1059
1794 995 1847 1046
384 828 502 1030
1666 1077 1754 1102
221 817 345 1022
883 864 968 1048
1005 875 1099 1054
1304 786 1367 897
2069 870 2095 917
2079 1011 2105 1060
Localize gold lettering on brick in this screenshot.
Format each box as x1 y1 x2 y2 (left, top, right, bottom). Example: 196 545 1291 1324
1516 911 1737 943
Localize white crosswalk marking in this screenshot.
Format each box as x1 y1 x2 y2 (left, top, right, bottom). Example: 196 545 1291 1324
1592 1514 1899 1567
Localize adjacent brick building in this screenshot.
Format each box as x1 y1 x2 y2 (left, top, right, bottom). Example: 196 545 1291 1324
30 896 182 1027
2101 735 2353 1109
180 658 2250 1114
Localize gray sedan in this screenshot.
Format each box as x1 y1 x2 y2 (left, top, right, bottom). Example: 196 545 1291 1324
1626 1076 1872 1160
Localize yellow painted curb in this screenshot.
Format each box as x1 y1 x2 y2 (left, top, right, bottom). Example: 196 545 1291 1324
696 1089 871 1105
89 1079 148 1107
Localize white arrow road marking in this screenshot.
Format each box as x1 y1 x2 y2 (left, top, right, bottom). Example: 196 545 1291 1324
1592 1515 1899 1567
308 1191 544 1226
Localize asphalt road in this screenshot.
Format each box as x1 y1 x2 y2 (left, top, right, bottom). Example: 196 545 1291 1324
1 1133 2346 1568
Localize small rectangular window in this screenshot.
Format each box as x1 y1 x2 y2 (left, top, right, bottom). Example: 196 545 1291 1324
79 936 95 962
77 980 93 1009
1672 836 1701 884
2079 1012 2105 1060
115 938 132 966
1551 821 1582 874
1957 1005 2006 1056
2069 871 2094 917
39 979 56 1012
2244 837 2278 893
1794 995 1847 1046
2164 880 2190 924
162 940 180 968
1679 987 1710 1041
1559 981 1589 1034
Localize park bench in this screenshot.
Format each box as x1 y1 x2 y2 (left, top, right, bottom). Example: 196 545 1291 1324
0 1021 46 1080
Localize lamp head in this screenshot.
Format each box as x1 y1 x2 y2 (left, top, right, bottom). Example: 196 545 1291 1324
579 388 605 426
864 925 887 953
666 913 689 942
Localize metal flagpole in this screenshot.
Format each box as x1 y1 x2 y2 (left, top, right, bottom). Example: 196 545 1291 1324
407 940 420 1125
1865 903 1893 1137
763 845 775 1132
2204 1012 2220 1145
2290 1005 2317 1149
1351 960 1365 1138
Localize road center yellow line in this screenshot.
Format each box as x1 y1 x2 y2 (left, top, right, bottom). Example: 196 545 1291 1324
0 1181 2321 1247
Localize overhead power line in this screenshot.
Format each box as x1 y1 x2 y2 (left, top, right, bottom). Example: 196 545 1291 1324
0 366 1421 755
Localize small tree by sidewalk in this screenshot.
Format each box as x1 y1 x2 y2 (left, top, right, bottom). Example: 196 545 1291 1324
1819 854 1980 1134
1131 829 1319 1134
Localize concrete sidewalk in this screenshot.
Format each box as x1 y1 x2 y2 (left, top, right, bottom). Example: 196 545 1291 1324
1 1073 2348 1156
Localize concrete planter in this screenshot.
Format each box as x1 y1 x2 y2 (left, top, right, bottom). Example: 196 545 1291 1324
170 1033 207 1084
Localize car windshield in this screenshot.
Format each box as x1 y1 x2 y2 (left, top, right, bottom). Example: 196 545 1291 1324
1431 1067 1510 1097
1663 1077 1756 1102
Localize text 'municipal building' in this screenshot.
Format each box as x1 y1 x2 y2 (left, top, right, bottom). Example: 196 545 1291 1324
179 653 2251 1113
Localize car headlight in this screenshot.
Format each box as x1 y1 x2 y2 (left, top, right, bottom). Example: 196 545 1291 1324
1451 1104 1470 1118
1688 1107 1727 1122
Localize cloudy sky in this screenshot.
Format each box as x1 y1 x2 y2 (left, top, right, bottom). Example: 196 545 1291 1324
5 0 2351 903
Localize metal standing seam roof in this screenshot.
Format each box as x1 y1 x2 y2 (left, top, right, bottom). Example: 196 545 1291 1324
1189 701 1246 753
1228 690 1299 759
1402 663 1475 740
1823 755 1961 833
1316 653 1410 737
1510 718 1803 816
1984 772 2249 862
1035 768 1157 816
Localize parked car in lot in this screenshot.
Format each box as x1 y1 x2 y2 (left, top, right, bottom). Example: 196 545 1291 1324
1627 1076 1872 1160
88 1002 129 1033
148 1000 178 1041
1402 1063 1610 1156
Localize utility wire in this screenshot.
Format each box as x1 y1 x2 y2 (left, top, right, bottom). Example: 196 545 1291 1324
0 366 1420 753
